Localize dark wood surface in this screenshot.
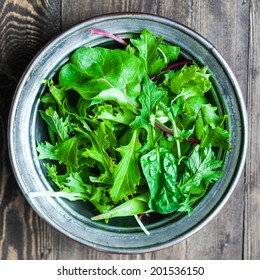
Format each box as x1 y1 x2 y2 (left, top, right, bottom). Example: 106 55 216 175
0 0 258 260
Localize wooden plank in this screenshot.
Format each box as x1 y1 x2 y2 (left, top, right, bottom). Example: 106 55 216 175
0 0 61 260
61 0 160 31
244 0 260 260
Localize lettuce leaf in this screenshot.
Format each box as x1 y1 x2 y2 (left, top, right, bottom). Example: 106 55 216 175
110 129 142 203
59 47 146 111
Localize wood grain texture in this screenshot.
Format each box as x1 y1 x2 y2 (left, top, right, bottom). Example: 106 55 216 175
0 0 61 260
61 0 161 31
244 0 260 260
0 0 257 260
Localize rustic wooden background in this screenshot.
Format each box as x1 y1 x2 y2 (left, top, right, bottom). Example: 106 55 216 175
0 0 258 260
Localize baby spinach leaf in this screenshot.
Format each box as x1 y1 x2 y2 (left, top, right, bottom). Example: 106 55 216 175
140 147 183 214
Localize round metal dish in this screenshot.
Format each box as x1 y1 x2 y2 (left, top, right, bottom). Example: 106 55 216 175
8 13 248 253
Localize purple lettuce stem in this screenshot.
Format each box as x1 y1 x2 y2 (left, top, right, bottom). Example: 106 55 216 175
150 60 193 81
154 122 200 144
154 122 174 135
89 28 128 46
161 59 193 72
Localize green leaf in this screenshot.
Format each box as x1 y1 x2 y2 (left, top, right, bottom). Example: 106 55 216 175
158 43 180 64
36 141 59 161
43 163 66 189
195 104 231 151
170 65 211 100
201 103 225 128
130 29 180 76
130 77 166 149
93 103 135 125
179 145 223 195
64 172 92 195
140 147 183 214
81 123 116 174
59 47 146 111
139 77 167 121
110 129 142 203
200 125 231 151
53 137 79 169
91 192 150 220
89 186 114 214
42 164 91 202
39 107 70 142
48 81 67 117
37 138 79 171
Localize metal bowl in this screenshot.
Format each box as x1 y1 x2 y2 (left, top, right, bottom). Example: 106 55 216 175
8 13 247 253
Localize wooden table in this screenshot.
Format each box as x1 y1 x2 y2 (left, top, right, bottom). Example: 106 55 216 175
0 0 258 260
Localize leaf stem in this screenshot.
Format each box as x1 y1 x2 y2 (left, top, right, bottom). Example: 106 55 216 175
89 28 128 46
134 215 150 235
171 118 182 159
154 122 200 144
154 122 174 135
150 60 193 81
161 59 193 72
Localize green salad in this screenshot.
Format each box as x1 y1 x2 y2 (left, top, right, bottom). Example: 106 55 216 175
33 28 231 234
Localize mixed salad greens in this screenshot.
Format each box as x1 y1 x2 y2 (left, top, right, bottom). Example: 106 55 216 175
33 28 231 234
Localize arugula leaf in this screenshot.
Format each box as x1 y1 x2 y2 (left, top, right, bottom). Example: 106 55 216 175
81 122 116 174
110 129 142 203
36 137 79 170
130 29 163 76
39 107 70 143
140 147 183 214
179 145 223 195
36 141 59 161
41 164 90 202
130 77 166 150
54 137 79 170
64 172 92 195
195 104 231 151
131 77 167 127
